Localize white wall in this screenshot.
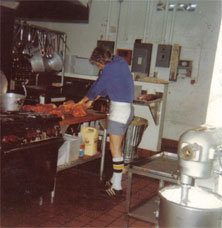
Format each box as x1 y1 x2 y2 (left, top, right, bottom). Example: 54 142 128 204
29 0 222 143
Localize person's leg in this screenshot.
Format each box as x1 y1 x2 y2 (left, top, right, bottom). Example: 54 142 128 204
108 134 124 191
110 134 124 158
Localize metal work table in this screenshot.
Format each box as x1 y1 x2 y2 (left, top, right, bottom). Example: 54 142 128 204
57 110 108 181
125 152 179 227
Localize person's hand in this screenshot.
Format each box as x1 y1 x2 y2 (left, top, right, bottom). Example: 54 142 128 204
78 96 89 105
85 100 93 109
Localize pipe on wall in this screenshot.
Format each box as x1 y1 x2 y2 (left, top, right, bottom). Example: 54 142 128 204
169 4 176 43
142 0 151 43
161 0 169 43
147 1 154 43
105 0 112 40
115 0 123 53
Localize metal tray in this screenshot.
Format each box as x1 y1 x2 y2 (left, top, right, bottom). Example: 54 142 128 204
129 152 179 181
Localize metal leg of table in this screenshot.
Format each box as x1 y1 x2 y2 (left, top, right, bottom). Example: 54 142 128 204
39 196 43 206
60 125 69 135
100 128 107 181
51 177 56 204
159 179 165 189
125 170 133 228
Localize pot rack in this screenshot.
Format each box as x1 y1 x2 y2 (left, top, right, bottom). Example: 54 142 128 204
11 19 67 91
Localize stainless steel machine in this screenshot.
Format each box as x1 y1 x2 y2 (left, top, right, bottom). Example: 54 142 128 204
158 125 222 228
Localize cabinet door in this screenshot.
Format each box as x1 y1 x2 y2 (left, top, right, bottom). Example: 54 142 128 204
131 43 153 75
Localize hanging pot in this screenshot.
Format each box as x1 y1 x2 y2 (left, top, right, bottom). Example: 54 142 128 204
45 51 63 72
29 52 45 72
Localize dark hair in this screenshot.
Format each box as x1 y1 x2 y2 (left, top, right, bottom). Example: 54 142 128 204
89 46 112 65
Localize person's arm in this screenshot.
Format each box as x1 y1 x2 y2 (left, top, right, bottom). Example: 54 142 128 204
79 96 90 104
78 95 101 109
86 67 109 100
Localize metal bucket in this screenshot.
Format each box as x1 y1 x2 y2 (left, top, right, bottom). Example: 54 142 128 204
123 116 148 163
158 185 222 228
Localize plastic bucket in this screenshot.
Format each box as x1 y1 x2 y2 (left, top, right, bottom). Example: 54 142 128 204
123 116 148 163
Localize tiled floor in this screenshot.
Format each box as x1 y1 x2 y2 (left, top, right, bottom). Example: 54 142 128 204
1 151 160 228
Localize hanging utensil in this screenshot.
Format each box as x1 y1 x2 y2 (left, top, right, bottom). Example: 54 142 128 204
37 30 45 57
27 26 32 43
45 32 53 59
44 33 63 72
57 34 60 53
31 27 38 45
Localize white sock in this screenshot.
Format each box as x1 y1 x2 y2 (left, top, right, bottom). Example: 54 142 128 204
111 157 124 190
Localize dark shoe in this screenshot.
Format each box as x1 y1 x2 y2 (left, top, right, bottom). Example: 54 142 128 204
105 180 112 188
104 186 123 198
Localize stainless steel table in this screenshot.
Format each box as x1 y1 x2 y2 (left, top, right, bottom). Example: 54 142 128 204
58 110 108 181
125 152 179 227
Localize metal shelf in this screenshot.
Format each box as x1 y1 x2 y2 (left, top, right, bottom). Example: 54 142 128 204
125 152 179 227
57 152 101 173
128 196 159 224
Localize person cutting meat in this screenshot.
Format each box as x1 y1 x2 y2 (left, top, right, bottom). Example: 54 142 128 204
79 46 134 197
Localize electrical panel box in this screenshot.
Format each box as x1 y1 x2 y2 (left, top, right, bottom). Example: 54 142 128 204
131 43 153 75
156 44 172 67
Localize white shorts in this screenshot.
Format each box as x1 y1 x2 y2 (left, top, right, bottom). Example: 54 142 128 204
107 101 134 135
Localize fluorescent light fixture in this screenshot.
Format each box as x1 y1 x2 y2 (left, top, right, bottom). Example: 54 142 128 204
186 3 197 11
157 1 166 11
168 3 176 11
177 3 187 11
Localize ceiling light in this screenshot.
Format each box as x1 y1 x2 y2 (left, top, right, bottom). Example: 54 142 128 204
177 3 187 11
168 3 176 11
186 3 197 11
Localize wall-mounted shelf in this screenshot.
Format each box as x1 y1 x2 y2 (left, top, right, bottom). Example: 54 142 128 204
133 98 162 125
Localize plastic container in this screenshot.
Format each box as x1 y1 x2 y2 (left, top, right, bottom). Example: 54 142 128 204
78 132 85 157
81 126 98 156
57 134 80 166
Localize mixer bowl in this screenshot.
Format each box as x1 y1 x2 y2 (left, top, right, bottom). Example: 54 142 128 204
158 185 222 228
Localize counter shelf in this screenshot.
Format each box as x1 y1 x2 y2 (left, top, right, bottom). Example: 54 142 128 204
57 152 102 172
125 152 179 227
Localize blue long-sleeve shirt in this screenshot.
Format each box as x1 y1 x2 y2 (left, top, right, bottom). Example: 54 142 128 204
86 56 134 103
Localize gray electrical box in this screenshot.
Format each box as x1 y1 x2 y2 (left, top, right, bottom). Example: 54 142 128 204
131 43 153 75
156 44 172 67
